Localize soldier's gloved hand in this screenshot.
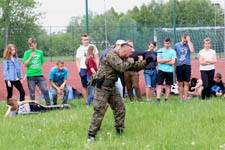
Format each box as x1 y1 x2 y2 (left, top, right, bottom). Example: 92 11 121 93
146 56 153 64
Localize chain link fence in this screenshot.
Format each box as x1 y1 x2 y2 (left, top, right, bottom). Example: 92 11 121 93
1 24 225 61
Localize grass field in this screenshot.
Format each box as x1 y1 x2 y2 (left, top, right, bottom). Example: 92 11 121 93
1 96 225 150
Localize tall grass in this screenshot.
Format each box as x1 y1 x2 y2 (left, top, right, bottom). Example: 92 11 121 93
0 96 225 150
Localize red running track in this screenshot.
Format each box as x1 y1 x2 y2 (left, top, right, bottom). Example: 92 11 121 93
0 58 225 101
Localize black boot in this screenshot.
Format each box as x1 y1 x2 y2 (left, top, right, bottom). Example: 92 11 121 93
116 129 123 135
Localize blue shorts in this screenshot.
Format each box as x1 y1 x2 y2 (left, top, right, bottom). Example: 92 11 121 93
79 69 88 88
144 69 157 88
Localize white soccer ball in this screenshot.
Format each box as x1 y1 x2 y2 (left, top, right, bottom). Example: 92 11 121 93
171 83 179 94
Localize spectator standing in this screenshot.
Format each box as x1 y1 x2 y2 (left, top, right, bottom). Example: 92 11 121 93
99 40 126 99
174 34 194 103
49 60 69 105
23 38 51 105
156 38 177 103
124 40 142 102
3 44 25 102
198 38 217 100
76 34 99 104
144 41 158 102
85 45 97 107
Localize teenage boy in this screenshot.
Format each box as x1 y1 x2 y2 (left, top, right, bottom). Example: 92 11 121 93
23 38 51 105
76 34 99 104
156 38 177 103
49 60 69 105
174 34 194 102
211 73 224 97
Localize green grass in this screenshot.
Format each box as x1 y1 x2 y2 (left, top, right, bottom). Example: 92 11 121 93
1 96 225 150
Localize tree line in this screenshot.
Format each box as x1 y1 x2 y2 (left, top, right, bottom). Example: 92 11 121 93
0 0 224 58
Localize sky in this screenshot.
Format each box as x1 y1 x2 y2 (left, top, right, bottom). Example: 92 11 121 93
36 0 224 27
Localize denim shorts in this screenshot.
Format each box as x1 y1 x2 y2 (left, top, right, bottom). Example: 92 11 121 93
79 69 88 88
144 69 157 88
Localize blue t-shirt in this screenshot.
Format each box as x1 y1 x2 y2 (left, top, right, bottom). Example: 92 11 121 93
49 66 68 82
144 51 157 69
158 47 177 72
99 48 112 67
174 43 191 66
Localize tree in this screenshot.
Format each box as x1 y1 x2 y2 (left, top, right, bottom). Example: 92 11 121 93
0 0 42 50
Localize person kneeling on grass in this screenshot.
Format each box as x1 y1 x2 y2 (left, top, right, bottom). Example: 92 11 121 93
188 77 203 98
211 73 224 97
49 60 69 105
4 98 71 117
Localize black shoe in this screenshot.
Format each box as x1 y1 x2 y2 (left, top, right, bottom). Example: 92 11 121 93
116 129 123 135
87 134 96 142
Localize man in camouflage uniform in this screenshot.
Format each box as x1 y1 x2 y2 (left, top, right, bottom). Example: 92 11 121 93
87 43 151 141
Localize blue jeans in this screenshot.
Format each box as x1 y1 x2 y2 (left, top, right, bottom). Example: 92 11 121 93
27 76 51 106
51 82 69 105
79 69 88 88
144 69 157 89
87 75 94 106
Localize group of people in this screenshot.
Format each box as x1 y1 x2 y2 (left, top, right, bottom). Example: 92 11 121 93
2 33 225 141
78 34 224 141
3 38 71 116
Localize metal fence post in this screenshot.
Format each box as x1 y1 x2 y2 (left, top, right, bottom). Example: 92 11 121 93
49 26 52 61
72 26 75 61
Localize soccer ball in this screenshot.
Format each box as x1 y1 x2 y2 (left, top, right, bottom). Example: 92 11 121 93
171 83 179 94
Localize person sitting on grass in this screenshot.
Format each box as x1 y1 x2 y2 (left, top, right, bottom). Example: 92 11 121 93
4 98 71 117
188 77 203 97
211 73 224 97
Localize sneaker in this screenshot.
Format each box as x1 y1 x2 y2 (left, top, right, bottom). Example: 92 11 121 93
85 104 90 108
138 100 144 103
146 99 152 102
164 99 168 103
183 99 189 103
179 99 183 103
156 99 160 103
63 104 71 109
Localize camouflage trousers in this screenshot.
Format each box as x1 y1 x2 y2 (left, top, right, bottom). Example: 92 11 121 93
88 86 126 136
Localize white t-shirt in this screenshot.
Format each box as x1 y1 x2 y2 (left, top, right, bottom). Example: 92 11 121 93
9 102 31 116
76 44 98 69
198 49 216 71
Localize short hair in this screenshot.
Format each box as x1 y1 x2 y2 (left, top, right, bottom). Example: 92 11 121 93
164 37 171 43
81 34 88 39
149 40 156 47
204 37 211 43
121 43 132 48
28 38 37 46
56 60 64 65
183 34 189 38
215 73 222 79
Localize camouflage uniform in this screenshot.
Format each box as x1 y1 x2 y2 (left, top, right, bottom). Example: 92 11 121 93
88 49 146 137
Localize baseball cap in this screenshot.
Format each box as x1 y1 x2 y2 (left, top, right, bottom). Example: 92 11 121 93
115 40 126 45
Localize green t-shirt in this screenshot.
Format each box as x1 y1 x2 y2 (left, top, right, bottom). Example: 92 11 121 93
23 49 44 77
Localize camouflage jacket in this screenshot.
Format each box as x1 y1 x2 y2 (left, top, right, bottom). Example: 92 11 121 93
93 49 146 84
